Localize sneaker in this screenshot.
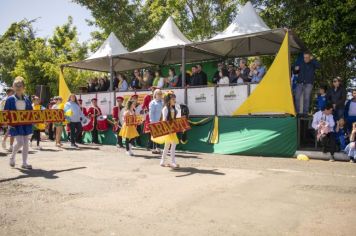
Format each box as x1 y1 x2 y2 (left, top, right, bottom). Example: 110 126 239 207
170 163 180 169
126 151 134 156
116 144 124 148
350 158 356 163
329 156 335 162
35 146 43 150
8 146 13 152
2 141 6 149
9 158 15 167
21 164 32 169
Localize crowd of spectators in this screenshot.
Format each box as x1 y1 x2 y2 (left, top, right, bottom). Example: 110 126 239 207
85 59 266 93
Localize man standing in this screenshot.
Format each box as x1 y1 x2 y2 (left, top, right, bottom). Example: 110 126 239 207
294 51 321 115
312 104 336 161
112 96 124 148
87 98 102 144
196 64 208 85
326 77 346 120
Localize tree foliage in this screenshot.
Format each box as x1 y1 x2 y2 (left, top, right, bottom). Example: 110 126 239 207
0 17 92 96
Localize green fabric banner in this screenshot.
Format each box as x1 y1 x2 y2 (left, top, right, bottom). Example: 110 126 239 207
64 116 297 157
179 117 297 157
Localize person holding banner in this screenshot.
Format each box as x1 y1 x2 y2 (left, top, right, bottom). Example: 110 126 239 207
5 76 33 169
131 94 143 146
65 94 86 148
87 98 102 144
52 96 65 147
112 96 124 148
30 96 45 150
119 100 139 156
153 92 180 169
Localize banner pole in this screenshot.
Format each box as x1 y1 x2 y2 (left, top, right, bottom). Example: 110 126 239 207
109 56 114 92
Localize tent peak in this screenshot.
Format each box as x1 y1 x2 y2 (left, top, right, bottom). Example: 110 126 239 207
87 32 128 60
211 1 270 40
133 16 191 52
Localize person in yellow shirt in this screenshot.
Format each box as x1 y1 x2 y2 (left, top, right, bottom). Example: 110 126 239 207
30 96 45 149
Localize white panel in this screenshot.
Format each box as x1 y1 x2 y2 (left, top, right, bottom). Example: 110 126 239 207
187 87 215 116
97 92 114 116
80 93 96 109
217 85 248 116
161 88 185 105
250 83 259 94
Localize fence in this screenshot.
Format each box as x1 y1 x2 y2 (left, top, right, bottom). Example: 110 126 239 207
78 83 260 117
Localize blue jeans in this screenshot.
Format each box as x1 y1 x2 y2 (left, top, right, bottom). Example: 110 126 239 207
295 83 313 114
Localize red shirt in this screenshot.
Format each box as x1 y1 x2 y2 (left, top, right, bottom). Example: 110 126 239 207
88 106 102 117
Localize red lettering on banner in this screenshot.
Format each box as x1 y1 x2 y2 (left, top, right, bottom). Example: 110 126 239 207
149 117 191 138
0 110 64 126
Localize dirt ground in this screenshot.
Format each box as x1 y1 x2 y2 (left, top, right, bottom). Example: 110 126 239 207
0 141 356 236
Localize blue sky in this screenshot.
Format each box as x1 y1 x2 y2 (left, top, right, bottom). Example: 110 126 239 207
0 0 98 42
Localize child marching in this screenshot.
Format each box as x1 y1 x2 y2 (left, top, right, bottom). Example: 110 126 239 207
52 96 64 147
4 77 33 169
30 96 46 149
153 92 180 169
119 100 140 156
112 96 124 148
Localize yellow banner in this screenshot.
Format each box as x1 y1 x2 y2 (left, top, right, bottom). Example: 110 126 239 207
0 109 65 126
149 117 191 138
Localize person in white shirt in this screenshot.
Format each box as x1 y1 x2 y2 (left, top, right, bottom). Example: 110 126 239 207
312 104 336 161
217 69 230 85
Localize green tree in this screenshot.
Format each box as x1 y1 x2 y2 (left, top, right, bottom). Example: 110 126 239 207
249 0 356 84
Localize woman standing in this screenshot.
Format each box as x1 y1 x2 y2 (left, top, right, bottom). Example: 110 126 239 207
167 68 179 88
5 76 33 169
52 96 64 147
148 89 163 154
64 94 85 148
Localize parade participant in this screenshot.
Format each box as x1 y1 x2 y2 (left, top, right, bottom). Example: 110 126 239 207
65 94 85 148
154 92 180 169
87 98 102 144
52 96 64 147
119 100 139 156
47 98 56 141
131 94 142 146
30 96 45 150
142 87 154 150
148 89 163 154
112 96 124 148
76 99 87 143
4 77 33 169
1 88 15 151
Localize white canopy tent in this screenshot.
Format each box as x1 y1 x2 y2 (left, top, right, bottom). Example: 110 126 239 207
191 1 305 57
117 16 220 66
64 32 151 73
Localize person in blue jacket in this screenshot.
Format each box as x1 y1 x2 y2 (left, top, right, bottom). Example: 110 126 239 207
316 85 328 111
5 76 33 169
294 51 321 115
344 89 356 132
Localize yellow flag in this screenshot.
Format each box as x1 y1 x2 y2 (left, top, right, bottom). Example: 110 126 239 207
59 68 71 103
233 32 296 116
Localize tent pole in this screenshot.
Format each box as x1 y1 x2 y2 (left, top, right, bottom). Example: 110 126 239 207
109 56 114 92
181 46 186 88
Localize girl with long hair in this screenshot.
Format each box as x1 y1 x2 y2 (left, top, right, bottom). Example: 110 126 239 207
119 100 139 156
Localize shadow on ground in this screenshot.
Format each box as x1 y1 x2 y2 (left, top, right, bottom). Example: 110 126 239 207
172 167 225 177
0 167 87 183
